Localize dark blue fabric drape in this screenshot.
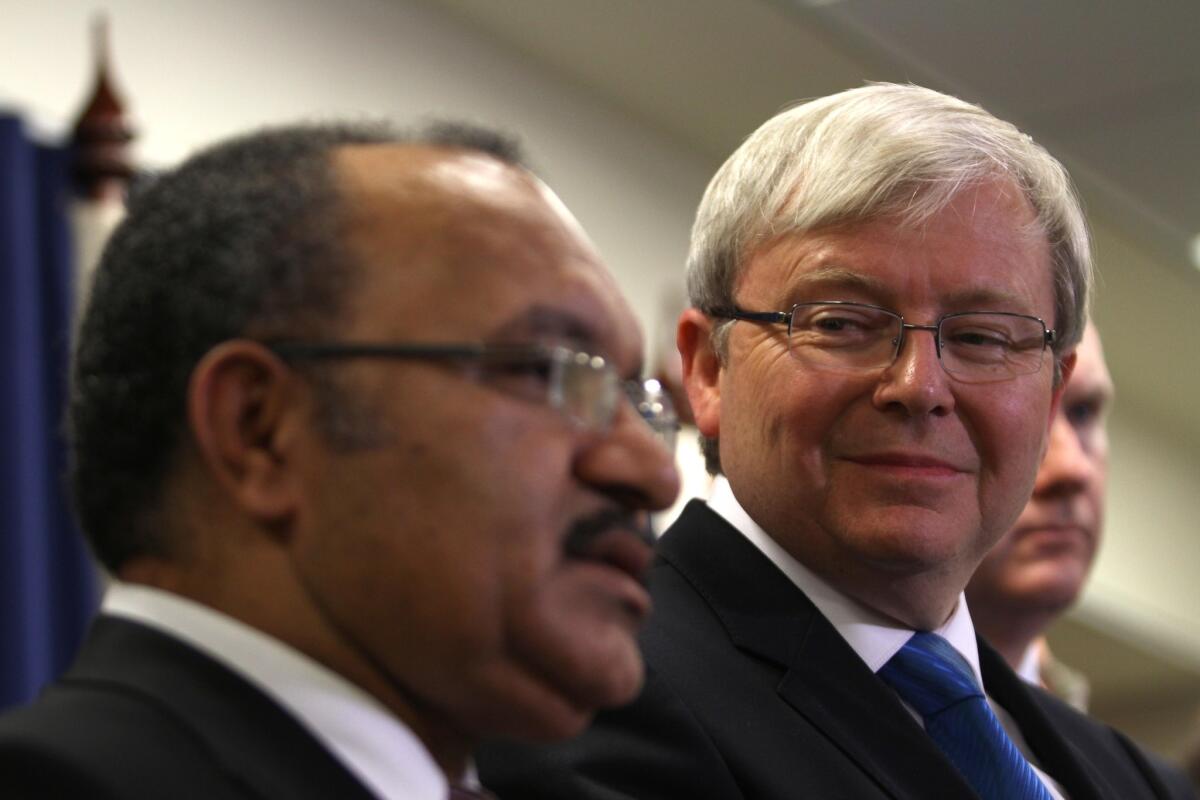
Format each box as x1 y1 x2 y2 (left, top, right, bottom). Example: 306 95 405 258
0 112 99 710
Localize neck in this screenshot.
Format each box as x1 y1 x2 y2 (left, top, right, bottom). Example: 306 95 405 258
967 601 1049 669
121 554 477 785
819 563 965 631
854 585 959 631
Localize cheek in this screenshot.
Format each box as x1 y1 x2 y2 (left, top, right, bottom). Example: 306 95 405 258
970 530 1021 588
969 386 1054 533
725 370 869 543
730 361 855 462
503 564 646 701
378 413 575 638
1090 436 1111 502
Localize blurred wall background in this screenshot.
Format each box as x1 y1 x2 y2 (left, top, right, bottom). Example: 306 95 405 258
2 0 1197 761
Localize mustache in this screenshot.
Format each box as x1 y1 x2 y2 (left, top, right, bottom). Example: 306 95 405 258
563 508 655 558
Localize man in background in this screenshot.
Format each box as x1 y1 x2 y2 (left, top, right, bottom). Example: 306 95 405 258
967 323 1112 708
0 121 679 798
480 83 1193 799
970 323 1195 793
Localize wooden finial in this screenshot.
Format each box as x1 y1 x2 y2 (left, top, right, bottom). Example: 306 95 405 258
71 15 136 201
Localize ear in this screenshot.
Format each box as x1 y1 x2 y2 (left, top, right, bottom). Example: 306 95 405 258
676 308 723 438
187 340 306 528
1047 350 1077 431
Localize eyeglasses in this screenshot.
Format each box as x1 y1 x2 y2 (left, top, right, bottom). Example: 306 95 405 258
266 340 679 451
708 301 1056 384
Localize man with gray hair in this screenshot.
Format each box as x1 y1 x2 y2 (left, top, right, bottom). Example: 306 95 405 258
480 84 1191 799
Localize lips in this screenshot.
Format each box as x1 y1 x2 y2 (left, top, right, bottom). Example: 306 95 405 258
1013 522 1094 545
571 527 654 580
1014 501 1097 544
564 521 655 620
843 451 972 477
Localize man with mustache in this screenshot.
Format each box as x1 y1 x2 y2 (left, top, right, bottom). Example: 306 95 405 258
0 121 679 798
479 84 1193 799
968 324 1194 796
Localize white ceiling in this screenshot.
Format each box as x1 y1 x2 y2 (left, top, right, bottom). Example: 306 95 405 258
414 0 1200 451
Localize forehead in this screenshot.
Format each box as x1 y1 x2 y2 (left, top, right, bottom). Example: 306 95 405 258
330 144 642 364
1065 326 1113 399
740 180 1055 317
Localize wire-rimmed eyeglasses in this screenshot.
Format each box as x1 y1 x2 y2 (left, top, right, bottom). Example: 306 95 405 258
266 340 679 451
707 301 1056 384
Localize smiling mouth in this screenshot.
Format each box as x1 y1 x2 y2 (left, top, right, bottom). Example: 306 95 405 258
844 453 968 478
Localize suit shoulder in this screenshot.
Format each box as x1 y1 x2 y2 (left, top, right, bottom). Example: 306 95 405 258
479 663 744 800
0 680 244 798
1023 684 1195 799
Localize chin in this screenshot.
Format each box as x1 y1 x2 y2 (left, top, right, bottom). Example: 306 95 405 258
503 612 646 735
845 518 978 571
487 654 643 743
1011 570 1086 613
451 674 599 745
555 637 646 710
503 702 597 744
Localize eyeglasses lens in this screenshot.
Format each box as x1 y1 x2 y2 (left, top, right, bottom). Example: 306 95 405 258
786 304 1047 381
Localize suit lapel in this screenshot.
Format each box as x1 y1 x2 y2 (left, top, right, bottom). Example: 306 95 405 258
64 616 382 800
980 640 1110 800
778 620 978 800
659 503 978 800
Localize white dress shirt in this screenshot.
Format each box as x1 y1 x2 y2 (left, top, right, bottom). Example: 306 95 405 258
707 477 1067 799
1018 641 1045 684
103 582 448 800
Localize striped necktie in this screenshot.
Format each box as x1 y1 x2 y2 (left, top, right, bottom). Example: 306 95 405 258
878 632 1054 800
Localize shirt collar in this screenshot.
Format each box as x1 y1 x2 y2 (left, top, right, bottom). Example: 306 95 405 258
1017 640 1043 685
103 582 448 800
706 476 984 687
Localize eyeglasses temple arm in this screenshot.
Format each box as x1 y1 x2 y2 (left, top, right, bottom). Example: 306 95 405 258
706 308 791 324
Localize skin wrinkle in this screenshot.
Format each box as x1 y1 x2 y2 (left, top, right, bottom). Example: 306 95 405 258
967 325 1112 667
121 140 679 782
687 178 1070 630
288 145 677 751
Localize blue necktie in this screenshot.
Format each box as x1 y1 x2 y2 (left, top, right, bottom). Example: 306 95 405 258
878 632 1054 800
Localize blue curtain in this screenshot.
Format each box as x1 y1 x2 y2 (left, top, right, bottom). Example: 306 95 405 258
0 112 99 710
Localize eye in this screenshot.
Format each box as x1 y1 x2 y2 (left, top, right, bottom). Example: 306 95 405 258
477 358 556 404
484 360 553 382
813 315 863 332
1064 400 1100 428
808 307 879 330
794 305 892 342
944 328 1013 350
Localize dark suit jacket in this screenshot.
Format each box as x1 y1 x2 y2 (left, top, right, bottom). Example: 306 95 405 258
0 615 381 799
479 501 1193 800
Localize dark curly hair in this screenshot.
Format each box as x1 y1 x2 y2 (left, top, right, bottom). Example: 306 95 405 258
69 120 523 572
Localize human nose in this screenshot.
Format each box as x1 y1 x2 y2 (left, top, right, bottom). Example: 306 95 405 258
574 400 681 512
1032 414 1091 499
872 325 955 417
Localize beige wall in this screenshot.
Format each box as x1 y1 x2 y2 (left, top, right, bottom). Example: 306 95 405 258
0 0 710 341
4 0 1197 710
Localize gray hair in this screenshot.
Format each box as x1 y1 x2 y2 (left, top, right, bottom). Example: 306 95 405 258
687 83 1091 474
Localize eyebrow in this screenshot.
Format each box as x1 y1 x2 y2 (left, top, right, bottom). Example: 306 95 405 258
784 266 883 296
1069 383 1116 407
489 305 645 375
782 266 1035 313
490 305 596 343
